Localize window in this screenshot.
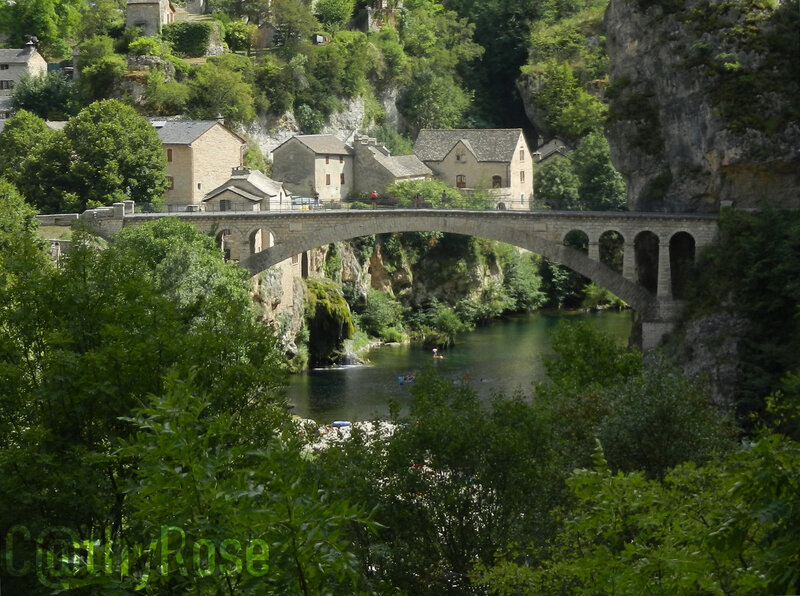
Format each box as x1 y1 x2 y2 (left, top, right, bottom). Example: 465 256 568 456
197 183 202 190
326 174 331 185
520 148 525 161
340 173 345 184
492 175 502 188
455 152 463 162
166 148 172 162
220 199 232 211
325 155 330 164
456 175 466 188
0 64 8 70
339 155 343 163
166 176 174 189
520 171 525 183
0 80 13 90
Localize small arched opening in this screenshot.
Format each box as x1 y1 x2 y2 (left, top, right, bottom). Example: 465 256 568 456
564 229 589 253
670 231 695 299
497 202 507 210
634 231 659 294
249 228 275 256
600 230 624 273
216 229 232 261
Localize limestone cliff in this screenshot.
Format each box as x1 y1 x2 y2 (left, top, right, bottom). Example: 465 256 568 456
604 0 799 212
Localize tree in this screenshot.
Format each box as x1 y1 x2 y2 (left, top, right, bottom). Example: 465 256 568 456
318 371 558 594
534 158 580 209
400 68 472 131
0 0 83 60
64 99 168 208
0 109 55 177
76 38 128 102
0 216 289 592
314 0 355 33
11 71 78 120
188 62 256 124
570 130 626 211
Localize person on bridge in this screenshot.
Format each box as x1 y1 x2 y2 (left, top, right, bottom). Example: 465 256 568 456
370 190 378 209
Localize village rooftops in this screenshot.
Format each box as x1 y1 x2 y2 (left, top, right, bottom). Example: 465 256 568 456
0 46 40 64
365 146 431 178
273 134 353 156
413 128 527 163
150 119 245 145
204 168 286 202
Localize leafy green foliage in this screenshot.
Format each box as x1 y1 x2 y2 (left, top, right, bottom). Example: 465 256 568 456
685 208 800 419
161 22 215 58
358 289 406 341
314 0 355 33
535 131 625 211
318 371 558 594
0 101 167 212
187 62 256 124
113 375 373 594
76 35 129 101
11 71 78 120
0 215 289 593
0 0 82 60
536 321 734 477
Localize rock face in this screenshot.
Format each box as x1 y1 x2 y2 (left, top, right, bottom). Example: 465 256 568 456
604 0 800 212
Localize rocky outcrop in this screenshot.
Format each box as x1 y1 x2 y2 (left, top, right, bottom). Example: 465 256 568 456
604 0 800 212
668 311 749 411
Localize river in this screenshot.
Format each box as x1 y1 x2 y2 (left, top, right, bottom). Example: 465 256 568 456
287 310 632 423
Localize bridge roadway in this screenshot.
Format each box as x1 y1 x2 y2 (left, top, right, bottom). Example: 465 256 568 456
81 205 720 349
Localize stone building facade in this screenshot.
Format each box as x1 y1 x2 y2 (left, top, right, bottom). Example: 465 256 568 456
413 129 534 210
153 119 246 212
0 43 48 119
126 0 175 37
352 134 431 195
271 135 354 202
203 167 291 212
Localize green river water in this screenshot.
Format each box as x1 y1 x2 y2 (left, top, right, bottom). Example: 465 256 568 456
287 310 632 424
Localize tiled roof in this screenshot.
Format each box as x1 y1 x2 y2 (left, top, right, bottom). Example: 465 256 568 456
275 134 353 156
0 48 39 64
368 147 431 178
151 119 244 145
414 129 524 163
204 168 285 201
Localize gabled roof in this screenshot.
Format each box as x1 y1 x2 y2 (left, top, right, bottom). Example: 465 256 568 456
150 119 245 145
366 146 431 178
274 134 352 156
414 129 525 163
0 47 41 64
535 137 569 162
204 168 286 202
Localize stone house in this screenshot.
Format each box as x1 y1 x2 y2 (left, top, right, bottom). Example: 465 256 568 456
151 119 246 212
126 0 175 37
413 128 534 210
271 134 354 202
0 43 48 119
203 166 291 212
352 134 431 195
534 137 569 163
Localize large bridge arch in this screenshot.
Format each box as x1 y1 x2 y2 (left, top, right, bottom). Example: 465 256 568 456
241 211 658 317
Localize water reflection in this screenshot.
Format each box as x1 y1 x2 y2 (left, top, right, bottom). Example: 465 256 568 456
287 311 632 423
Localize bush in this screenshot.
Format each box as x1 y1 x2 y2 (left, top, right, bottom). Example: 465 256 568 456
162 22 214 57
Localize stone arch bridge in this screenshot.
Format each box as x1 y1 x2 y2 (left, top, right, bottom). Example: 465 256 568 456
81 204 719 349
